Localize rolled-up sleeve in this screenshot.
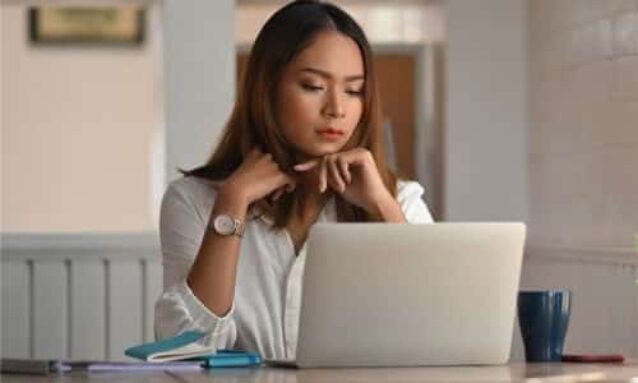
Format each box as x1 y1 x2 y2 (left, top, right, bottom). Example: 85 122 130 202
397 180 435 223
154 181 237 349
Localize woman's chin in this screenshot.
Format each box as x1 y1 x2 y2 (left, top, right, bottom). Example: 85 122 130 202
299 143 347 158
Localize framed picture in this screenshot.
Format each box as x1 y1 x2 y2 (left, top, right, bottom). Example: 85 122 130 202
29 6 145 45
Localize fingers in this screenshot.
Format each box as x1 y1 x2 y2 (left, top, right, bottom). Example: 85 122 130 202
278 172 297 191
319 157 328 193
251 149 297 202
270 176 296 202
293 154 353 194
293 160 319 172
337 156 351 184
270 187 284 202
327 157 346 193
233 147 309 204
292 149 373 194
293 158 328 193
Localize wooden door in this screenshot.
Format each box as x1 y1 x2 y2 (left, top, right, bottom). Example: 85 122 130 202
374 54 415 179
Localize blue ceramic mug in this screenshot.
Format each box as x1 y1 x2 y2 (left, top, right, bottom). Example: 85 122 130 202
517 290 572 362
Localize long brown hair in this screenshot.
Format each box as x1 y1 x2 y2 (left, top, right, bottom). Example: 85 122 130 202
181 0 397 228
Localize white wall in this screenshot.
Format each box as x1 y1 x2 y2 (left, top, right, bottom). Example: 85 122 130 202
518 0 638 356
444 0 637 358
163 0 235 183
528 0 638 249
1 0 236 231
1 1 163 232
445 0 529 222
235 1 446 46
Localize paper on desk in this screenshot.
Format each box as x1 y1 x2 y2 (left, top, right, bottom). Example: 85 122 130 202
55 360 203 372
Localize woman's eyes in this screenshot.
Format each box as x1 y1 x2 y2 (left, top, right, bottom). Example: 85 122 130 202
301 83 324 92
300 83 363 97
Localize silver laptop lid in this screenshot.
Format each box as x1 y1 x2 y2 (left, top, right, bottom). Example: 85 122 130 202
296 223 526 368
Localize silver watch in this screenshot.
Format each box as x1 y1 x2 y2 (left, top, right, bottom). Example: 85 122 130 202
210 214 245 237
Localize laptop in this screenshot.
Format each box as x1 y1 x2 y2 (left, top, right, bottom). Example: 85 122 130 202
269 222 526 368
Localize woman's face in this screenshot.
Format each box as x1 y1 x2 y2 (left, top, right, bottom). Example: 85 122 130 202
276 31 365 159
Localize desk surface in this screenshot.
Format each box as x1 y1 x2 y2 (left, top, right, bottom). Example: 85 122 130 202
2 361 637 382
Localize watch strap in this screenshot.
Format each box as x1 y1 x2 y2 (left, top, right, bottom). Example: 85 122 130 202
233 217 245 237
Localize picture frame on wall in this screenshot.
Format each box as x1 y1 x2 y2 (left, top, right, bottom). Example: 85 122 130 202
29 6 145 46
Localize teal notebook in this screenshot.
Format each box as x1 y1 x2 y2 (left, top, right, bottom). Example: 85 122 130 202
124 331 261 367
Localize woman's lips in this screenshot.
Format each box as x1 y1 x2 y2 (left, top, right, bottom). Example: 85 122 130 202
315 128 344 141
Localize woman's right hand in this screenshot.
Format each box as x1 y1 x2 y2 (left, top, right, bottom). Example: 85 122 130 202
220 148 297 205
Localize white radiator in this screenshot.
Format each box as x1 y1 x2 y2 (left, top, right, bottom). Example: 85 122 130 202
1 233 162 361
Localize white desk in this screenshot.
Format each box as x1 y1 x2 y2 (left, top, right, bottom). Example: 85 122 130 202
2 361 637 382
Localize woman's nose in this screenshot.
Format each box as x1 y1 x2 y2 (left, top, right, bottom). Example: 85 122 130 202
323 88 345 119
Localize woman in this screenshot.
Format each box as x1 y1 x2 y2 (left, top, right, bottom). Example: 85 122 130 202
155 0 433 360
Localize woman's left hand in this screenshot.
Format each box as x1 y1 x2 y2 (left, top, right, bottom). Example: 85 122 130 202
293 148 394 214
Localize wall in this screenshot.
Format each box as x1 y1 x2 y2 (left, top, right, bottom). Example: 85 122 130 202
163 0 235 183
1 1 163 232
528 0 638 249
2 0 236 230
446 0 638 359
512 0 638 359
235 1 446 46
445 0 529 221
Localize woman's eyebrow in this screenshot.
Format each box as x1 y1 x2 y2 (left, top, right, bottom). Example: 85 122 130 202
300 67 364 82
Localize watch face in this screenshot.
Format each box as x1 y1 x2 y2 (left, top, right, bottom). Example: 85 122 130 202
214 215 236 235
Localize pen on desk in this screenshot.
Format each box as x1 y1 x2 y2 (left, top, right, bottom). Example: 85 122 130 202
52 360 204 373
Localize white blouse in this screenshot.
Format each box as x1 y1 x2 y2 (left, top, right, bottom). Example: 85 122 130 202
154 176 434 360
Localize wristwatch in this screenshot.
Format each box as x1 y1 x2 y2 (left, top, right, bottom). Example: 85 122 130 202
210 214 245 237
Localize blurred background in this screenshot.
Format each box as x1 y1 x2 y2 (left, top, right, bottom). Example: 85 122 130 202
1 0 637 362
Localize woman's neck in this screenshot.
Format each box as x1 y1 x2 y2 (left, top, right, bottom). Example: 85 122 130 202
293 184 330 221
290 154 331 220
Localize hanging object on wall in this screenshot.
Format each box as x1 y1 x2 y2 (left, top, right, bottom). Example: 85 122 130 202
29 6 145 46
